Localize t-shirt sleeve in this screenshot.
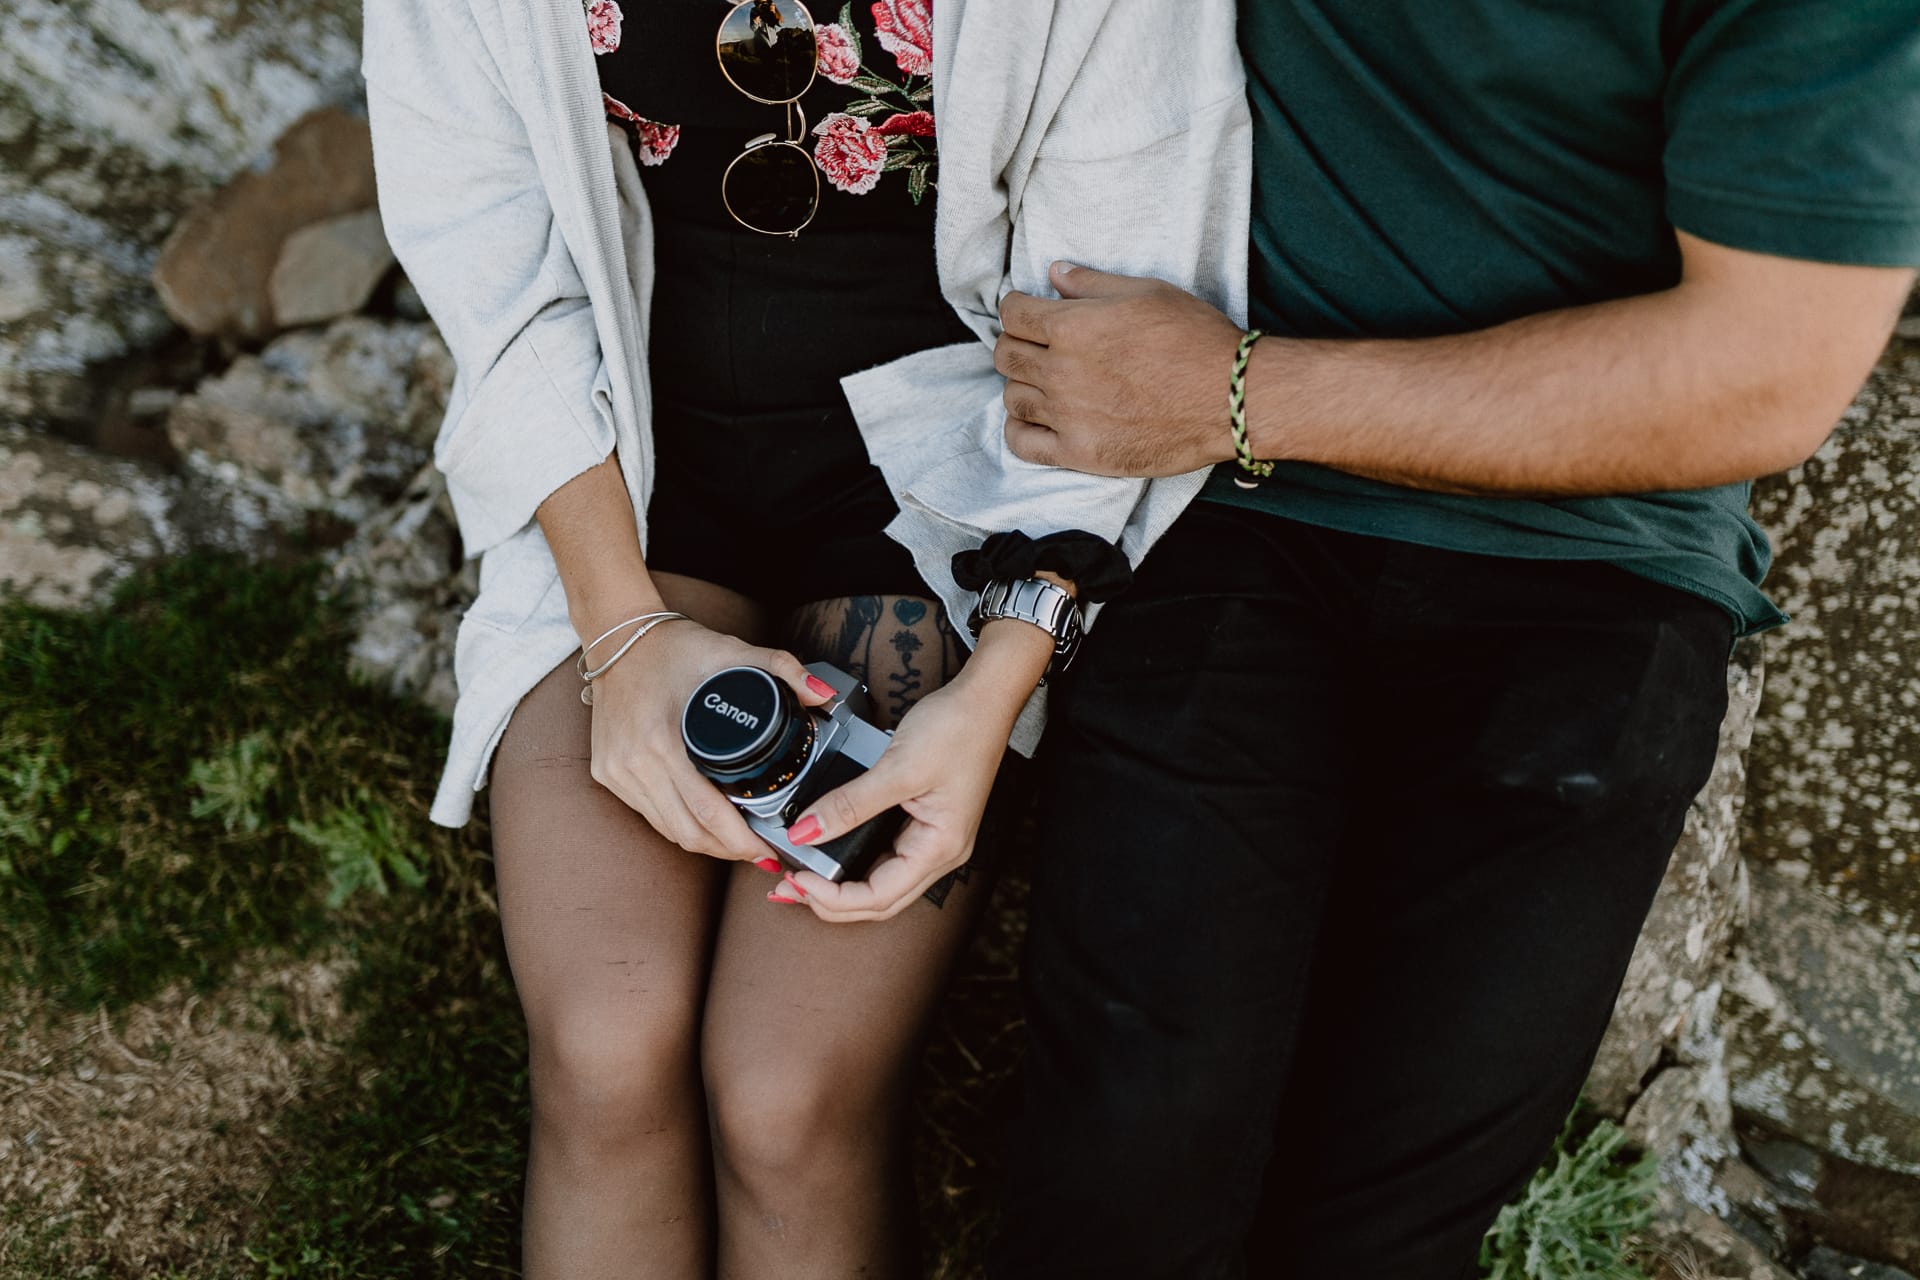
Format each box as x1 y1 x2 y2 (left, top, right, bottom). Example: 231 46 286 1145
1663 0 1920 267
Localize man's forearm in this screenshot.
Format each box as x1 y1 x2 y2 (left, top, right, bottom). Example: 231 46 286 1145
1244 244 1913 498
998 241 1912 495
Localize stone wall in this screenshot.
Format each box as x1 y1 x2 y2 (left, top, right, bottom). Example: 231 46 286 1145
0 0 363 431
1592 292 1920 1279
1729 300 1920 1270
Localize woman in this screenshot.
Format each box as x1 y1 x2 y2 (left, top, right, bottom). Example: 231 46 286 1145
362 0 1248 1272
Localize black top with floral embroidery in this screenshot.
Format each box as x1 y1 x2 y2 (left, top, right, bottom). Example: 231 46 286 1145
587 0 938 230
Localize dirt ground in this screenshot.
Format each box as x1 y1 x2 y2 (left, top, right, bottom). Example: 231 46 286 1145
0 954 355 1276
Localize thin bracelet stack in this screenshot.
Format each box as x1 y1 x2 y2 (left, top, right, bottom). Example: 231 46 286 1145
1228 327 1272 489
576 610 690 704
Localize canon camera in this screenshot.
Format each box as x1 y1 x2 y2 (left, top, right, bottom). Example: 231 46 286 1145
681 662 904 882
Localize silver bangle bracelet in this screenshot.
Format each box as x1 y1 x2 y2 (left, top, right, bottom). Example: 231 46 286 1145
576 610 690 703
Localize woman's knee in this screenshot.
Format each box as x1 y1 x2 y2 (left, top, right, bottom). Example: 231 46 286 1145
529 1014 701 1153
704 1047 903 1190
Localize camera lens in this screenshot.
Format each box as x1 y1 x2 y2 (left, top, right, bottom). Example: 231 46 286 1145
682 666 816 799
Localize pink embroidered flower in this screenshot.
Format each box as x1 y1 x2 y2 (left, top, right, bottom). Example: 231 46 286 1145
585 0 623 54
812 112 888 194
603 93 681 166
815 22 860 85
874 110 935 137
870 0 932 77
633 119 681 166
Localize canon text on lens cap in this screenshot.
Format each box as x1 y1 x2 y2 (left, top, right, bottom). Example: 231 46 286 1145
682 667 787 766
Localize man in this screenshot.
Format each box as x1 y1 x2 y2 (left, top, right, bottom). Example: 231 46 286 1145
986 2 1919 1276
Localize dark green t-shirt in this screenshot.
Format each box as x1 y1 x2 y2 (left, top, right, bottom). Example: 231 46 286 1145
1210 0 1920 634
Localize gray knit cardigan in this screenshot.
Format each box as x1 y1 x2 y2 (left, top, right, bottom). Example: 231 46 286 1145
360 0 1250 826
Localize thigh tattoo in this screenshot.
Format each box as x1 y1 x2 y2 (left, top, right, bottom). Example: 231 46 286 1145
780 594 990 907
781 595 968 730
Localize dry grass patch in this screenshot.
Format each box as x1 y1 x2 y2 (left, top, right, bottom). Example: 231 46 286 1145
0 952 355 1276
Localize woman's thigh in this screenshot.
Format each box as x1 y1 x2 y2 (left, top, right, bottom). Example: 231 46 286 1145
701 594 992 1109
490 573 773 1086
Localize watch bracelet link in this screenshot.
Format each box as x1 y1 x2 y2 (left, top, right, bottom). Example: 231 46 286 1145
966 576 1083 681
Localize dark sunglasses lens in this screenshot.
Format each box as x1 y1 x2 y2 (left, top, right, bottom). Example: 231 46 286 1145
717 0 817 103
724 143 819 234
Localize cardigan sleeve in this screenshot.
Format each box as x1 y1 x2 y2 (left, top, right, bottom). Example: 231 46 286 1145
362 1 615 557
844 0 1249 638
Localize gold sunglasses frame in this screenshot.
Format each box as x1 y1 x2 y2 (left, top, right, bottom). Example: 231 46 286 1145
715 0 824 238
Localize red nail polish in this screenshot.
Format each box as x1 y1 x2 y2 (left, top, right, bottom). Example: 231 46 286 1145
804 674 835 699
782 873 808 899
768 891 798 904
787 815 822 845
754 856 782 874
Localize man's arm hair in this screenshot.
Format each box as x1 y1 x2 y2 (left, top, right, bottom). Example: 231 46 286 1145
1248 232 1915 498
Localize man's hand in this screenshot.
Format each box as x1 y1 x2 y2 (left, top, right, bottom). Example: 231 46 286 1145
996 261 1245 478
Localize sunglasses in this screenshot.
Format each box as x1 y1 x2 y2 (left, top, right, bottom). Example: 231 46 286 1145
716 0 823 237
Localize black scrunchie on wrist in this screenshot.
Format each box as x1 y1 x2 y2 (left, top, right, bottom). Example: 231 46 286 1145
950 530 1133 603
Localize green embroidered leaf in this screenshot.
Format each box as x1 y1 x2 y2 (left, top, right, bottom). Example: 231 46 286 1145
908 161 931 204
850 74 899 95
844 97 891 117
910 82 933 104
882 143 919 172
837 2 863 62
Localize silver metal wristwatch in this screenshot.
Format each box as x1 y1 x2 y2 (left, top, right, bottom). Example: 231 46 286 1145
966 577 1083 682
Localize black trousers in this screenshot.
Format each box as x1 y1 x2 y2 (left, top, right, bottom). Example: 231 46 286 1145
990 503 1734 1280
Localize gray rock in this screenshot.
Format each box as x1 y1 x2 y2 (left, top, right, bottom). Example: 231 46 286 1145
270 209 395 329
1746 1136 1826 1201
1806 1154 1920 1274
154 108 378 339
163 317 452 542
0 0 363 428
1722 869 1920 1177
1800 1245 1917 1280
0 426 182 608
0 218 177 428
1729 328 1920 1264
327 464 474 718
1626 1049 1745 1222
1589 642 1764 1113
1746 335 1920 946
1637 1192 1796 1280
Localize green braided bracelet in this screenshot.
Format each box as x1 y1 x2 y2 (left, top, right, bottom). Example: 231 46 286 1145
1228 328 1272 488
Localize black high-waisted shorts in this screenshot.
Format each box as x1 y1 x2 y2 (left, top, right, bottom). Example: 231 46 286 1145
641 194 975 608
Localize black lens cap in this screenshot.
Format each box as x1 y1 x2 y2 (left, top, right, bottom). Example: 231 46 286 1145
683 667 790 768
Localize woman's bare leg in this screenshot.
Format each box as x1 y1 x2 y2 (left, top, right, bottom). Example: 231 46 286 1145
490 573 769 1280
702 596 994 1279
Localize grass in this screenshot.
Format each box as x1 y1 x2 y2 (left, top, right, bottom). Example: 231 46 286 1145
1 555 522 1275
1483 1112 1661 1280
0 554 1662 1277
0 555 454 1010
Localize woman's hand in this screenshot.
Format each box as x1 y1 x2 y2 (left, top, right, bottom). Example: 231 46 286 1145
588 619 834 861
777 618 1055 922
